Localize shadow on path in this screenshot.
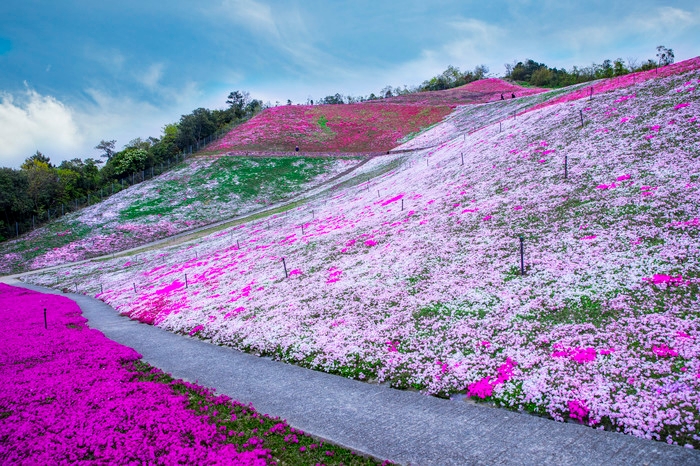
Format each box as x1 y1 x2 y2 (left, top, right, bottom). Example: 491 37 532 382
7 279 699 466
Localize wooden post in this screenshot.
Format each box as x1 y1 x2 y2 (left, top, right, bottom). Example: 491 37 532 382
580 109 584 128
100 283 103 294
282 258 288 278
564 155 568 179
44 308 47 329
519 237 525 276
461 153 464 165
184 275 188 288
401 199 404 211
15 222 18 237
133 283 137 293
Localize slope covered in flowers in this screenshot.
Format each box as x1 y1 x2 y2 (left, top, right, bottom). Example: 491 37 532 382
0 155 359 274
376 78 546 106
25 64 700 446
208 104 453 153
0 283 269 464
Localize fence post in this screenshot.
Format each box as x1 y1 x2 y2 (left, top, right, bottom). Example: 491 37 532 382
15 221 18 237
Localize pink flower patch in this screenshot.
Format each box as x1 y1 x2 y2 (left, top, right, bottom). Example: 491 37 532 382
581 235 597 240
538 159 546 164
386 340 399 352
644 274 684 286
616 174 631 181
189 325 204 336
649 125 661 132
652 344 678 358
614 94 635 103
461 208 479 213
288 269 302 276
327 267 342 284
364 239 377 247
482 215 492 221
568 400 589 422
224 307 245 319
513 205 523 211
674 102 690 110
381 194 404 206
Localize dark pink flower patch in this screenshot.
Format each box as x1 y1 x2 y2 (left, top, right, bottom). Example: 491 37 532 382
380 194 404 206
674 102 690 110
0 284 269 464
568 400 589 422
652 345 679 358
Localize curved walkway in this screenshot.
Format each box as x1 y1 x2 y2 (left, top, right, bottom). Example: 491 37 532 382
6 279 699 466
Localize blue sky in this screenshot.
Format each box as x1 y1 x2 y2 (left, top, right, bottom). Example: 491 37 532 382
0 0 698 168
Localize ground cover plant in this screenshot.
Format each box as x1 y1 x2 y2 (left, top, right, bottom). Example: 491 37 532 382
24 58 700 447
0 155 359 274
375 78 547 106
208 103 454 154
0 283 384 465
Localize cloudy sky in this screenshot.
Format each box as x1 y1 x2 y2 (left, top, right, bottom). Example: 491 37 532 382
0 0 698 168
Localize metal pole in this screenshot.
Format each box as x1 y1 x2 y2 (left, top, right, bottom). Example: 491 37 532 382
461 153 464 165
401 199 404 211
44 308 47 329
185 275 188 288
580 109 584 128
519 237 525 276
133 283 136 293
282 258 288 278
15 222 18 237
100 283 103 294
564 155 568 179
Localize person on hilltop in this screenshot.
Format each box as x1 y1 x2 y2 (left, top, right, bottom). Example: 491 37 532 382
511 92 516 99
501 93 505 100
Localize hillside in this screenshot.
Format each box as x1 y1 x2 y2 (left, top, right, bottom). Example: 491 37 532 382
0 155 361 273
23 59 700 446
207 79 544 154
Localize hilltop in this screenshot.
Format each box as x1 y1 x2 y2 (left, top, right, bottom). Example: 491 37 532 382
207 79 545 154
22 57 700 446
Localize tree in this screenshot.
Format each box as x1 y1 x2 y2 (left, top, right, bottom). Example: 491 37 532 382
656 46 674 66
0 168 30 226
21 151 51 170
110 148 148 177
95 140 117 160
176 108 216 149
226 90 250 119
613 58 629 77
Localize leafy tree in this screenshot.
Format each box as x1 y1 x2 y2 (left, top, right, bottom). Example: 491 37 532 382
656 46 674 66
0 168 30 225
110 148 149 177
613 58 629 76
95 139 117 160
23 160 62 213
21 151 52 170
176 108 216 149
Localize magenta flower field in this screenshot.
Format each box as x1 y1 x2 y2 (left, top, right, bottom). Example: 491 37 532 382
208 103 454 154
0 283 269 464
21 58 700 447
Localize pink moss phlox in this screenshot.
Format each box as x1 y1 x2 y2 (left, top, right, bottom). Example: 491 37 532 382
653 344 679 358
568 400 590 422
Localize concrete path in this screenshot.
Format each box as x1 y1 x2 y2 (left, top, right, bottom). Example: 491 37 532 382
7 279 700 466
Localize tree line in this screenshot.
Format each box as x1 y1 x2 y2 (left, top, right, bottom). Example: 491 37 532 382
0 91 263 240
301 46 675 105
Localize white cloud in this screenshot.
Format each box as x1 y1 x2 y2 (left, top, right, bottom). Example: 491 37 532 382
0 86 83 168
136 63 165 90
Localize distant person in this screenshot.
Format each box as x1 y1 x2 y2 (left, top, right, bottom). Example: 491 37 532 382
511 93 516 99
500 93 505 100
295 146 299 152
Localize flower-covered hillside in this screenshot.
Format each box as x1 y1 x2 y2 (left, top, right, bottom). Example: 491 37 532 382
0 155 360 274
375 78 547 106
207 104 453 154
26 67 700 446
